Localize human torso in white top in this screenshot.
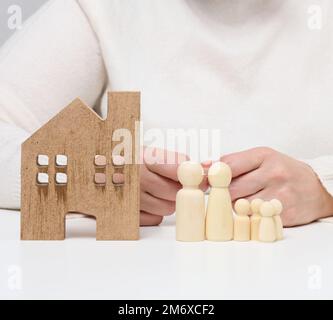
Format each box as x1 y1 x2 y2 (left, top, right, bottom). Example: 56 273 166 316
0 0 333 208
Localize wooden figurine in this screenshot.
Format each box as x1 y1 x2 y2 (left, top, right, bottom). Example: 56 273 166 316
250 198 263 241
258 201 276 243
271 199 284 240
176 161 206 242
206 162 234 241
21 92 141 241
234 199 251 241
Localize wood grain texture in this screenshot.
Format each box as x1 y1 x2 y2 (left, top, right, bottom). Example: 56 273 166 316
21 92 140 241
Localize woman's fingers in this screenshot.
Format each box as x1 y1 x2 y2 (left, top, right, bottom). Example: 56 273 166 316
141 192 175 216
141 165 181 201
144 148 189 181
229 168 266 201
221 147 271 178
140 149 187 218
200 160 211 191
140 212 164 226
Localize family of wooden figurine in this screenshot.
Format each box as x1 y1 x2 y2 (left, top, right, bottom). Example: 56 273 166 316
176 161 284 243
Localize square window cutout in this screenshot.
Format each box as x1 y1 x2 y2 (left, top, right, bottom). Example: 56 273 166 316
112 155 125 167
113 173 125 185
37 155 49 166
95 173 106 185
56 173 68 185
37 173 49 185
56 155 68 167
95 155 107 167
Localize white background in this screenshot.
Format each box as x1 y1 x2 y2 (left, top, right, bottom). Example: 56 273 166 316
1 209 333 300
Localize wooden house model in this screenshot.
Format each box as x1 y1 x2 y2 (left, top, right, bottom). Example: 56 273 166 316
21 92 140 241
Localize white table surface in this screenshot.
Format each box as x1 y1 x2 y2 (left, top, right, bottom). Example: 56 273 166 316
0 209 332 300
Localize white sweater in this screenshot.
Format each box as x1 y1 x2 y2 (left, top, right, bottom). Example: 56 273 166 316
1 0 333 209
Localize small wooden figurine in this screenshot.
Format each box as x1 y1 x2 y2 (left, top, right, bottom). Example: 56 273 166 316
234 199 251 241
176 161 206 242
271 199 284 240
21 92 141 241
250 198 264 241
206 162 234 241
258 201 277 243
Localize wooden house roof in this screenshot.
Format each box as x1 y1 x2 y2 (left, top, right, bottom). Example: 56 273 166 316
22 98 105 146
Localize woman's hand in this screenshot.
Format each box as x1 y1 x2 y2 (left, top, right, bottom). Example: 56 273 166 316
220 147 333 226
140 148 209 226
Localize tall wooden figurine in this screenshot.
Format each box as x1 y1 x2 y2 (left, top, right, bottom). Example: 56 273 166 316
206 162 234 241
176 161 206 242
21 92 141 241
